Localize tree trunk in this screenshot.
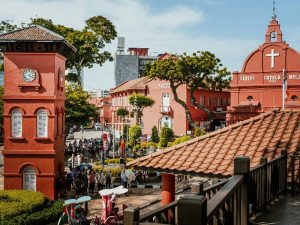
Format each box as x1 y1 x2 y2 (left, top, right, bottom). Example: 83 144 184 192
170 81 196 128
75 66 83 86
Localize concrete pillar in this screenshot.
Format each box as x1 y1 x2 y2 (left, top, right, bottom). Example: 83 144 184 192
161 173 175 206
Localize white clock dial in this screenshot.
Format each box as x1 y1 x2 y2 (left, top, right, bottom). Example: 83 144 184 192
22 69 36 82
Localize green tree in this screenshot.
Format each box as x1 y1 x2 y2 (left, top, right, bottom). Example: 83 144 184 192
0 86 3 128
151 126 159 143
129 94 155 124
159 127 174 148
65 83 98 130
0 17 117 85
146 51 230 128
116 107 129 118
128 125 142 147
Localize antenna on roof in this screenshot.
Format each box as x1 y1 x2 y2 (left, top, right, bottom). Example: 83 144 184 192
272 0 277 19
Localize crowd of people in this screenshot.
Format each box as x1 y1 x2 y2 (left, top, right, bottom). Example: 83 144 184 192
57 169 113 198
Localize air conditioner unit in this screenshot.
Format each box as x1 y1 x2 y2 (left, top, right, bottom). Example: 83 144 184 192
216 108 223 112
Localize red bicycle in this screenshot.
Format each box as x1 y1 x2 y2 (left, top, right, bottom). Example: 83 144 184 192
98 186 129 225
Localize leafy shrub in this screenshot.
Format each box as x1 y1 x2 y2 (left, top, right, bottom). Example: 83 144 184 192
0 190 45 220
0 199 63 225
92 165 122 177
104 158 134 164
159 127 174 148
151 126 159 143
174 135 192 145
194 127 206 137
128 125 142 147
140 142 158 149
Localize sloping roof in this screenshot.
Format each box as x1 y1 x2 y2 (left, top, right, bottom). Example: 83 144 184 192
127 110 300 177
110 77 149 94
0 25 64 41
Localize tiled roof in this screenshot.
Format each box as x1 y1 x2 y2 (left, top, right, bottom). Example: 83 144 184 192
110 77 149 94
0 25 64 41
127 110 300 177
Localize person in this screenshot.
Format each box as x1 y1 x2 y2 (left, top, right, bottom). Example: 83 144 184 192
105 172 111 189
88 170 95 194
142 171 148 183
121 171 128 189
74 173 84 198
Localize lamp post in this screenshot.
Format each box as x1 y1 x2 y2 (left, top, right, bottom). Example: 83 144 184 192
133 94 138 125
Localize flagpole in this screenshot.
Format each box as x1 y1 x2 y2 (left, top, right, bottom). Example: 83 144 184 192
282 69 286 110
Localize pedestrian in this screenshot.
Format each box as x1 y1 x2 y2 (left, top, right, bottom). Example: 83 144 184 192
74 173 84 198
121 170 128 189
88 170 95 194
96 171 101 191
105 172 111 189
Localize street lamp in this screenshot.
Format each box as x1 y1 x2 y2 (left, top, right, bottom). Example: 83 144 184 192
133 94 138 125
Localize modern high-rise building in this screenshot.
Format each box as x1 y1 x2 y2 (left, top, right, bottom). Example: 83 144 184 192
114 37 158 86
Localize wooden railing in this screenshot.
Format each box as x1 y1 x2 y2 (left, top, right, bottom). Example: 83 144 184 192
124 151 288 225
290 154 300 195
124 179 229 225
249 152 287 213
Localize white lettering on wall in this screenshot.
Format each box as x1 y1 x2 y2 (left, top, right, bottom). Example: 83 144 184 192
289 75 300 80
264 75 281 83
240 76 255 81
158 83 170 88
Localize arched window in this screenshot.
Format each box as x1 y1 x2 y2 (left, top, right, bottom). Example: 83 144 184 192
247 96 253 101
11 109 22 137
37 109 48 137
23 167 36 191
160 116 173 129
291 95 298 101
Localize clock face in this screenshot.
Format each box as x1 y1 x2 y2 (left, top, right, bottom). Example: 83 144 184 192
22 69 36 82
270 32 277 42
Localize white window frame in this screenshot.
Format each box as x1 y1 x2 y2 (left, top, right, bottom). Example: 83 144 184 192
37 109 48 138
23 166 36 191
11 109 22 137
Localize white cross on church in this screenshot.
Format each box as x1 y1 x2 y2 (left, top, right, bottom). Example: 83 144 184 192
266 49 280 68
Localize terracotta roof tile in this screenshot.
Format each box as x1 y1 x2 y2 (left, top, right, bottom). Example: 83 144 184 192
127 110 300 177
110 77 149 94
0 25 64 41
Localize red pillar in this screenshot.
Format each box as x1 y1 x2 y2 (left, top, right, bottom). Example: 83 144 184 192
161 173 175 206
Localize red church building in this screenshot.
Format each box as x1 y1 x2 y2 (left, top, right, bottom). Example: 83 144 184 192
227 15 300 124
0 26 75 200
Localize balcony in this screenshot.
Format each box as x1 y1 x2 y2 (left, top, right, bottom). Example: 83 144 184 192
160 106 172 114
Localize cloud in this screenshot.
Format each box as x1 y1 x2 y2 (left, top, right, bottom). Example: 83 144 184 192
202 0 226 5
0 0 256 90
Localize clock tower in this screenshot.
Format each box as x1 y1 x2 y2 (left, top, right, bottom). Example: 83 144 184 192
0 25 75 200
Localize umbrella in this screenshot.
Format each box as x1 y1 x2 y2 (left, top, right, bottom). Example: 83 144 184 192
76 163 93 171
125 170 136 181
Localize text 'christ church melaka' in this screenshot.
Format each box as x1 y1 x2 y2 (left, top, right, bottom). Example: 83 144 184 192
227 16 300 124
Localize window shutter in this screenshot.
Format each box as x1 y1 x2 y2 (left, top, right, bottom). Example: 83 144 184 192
37 110 48 137
12 110 22 137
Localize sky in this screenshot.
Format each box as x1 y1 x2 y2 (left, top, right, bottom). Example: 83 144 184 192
1 0 300 91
